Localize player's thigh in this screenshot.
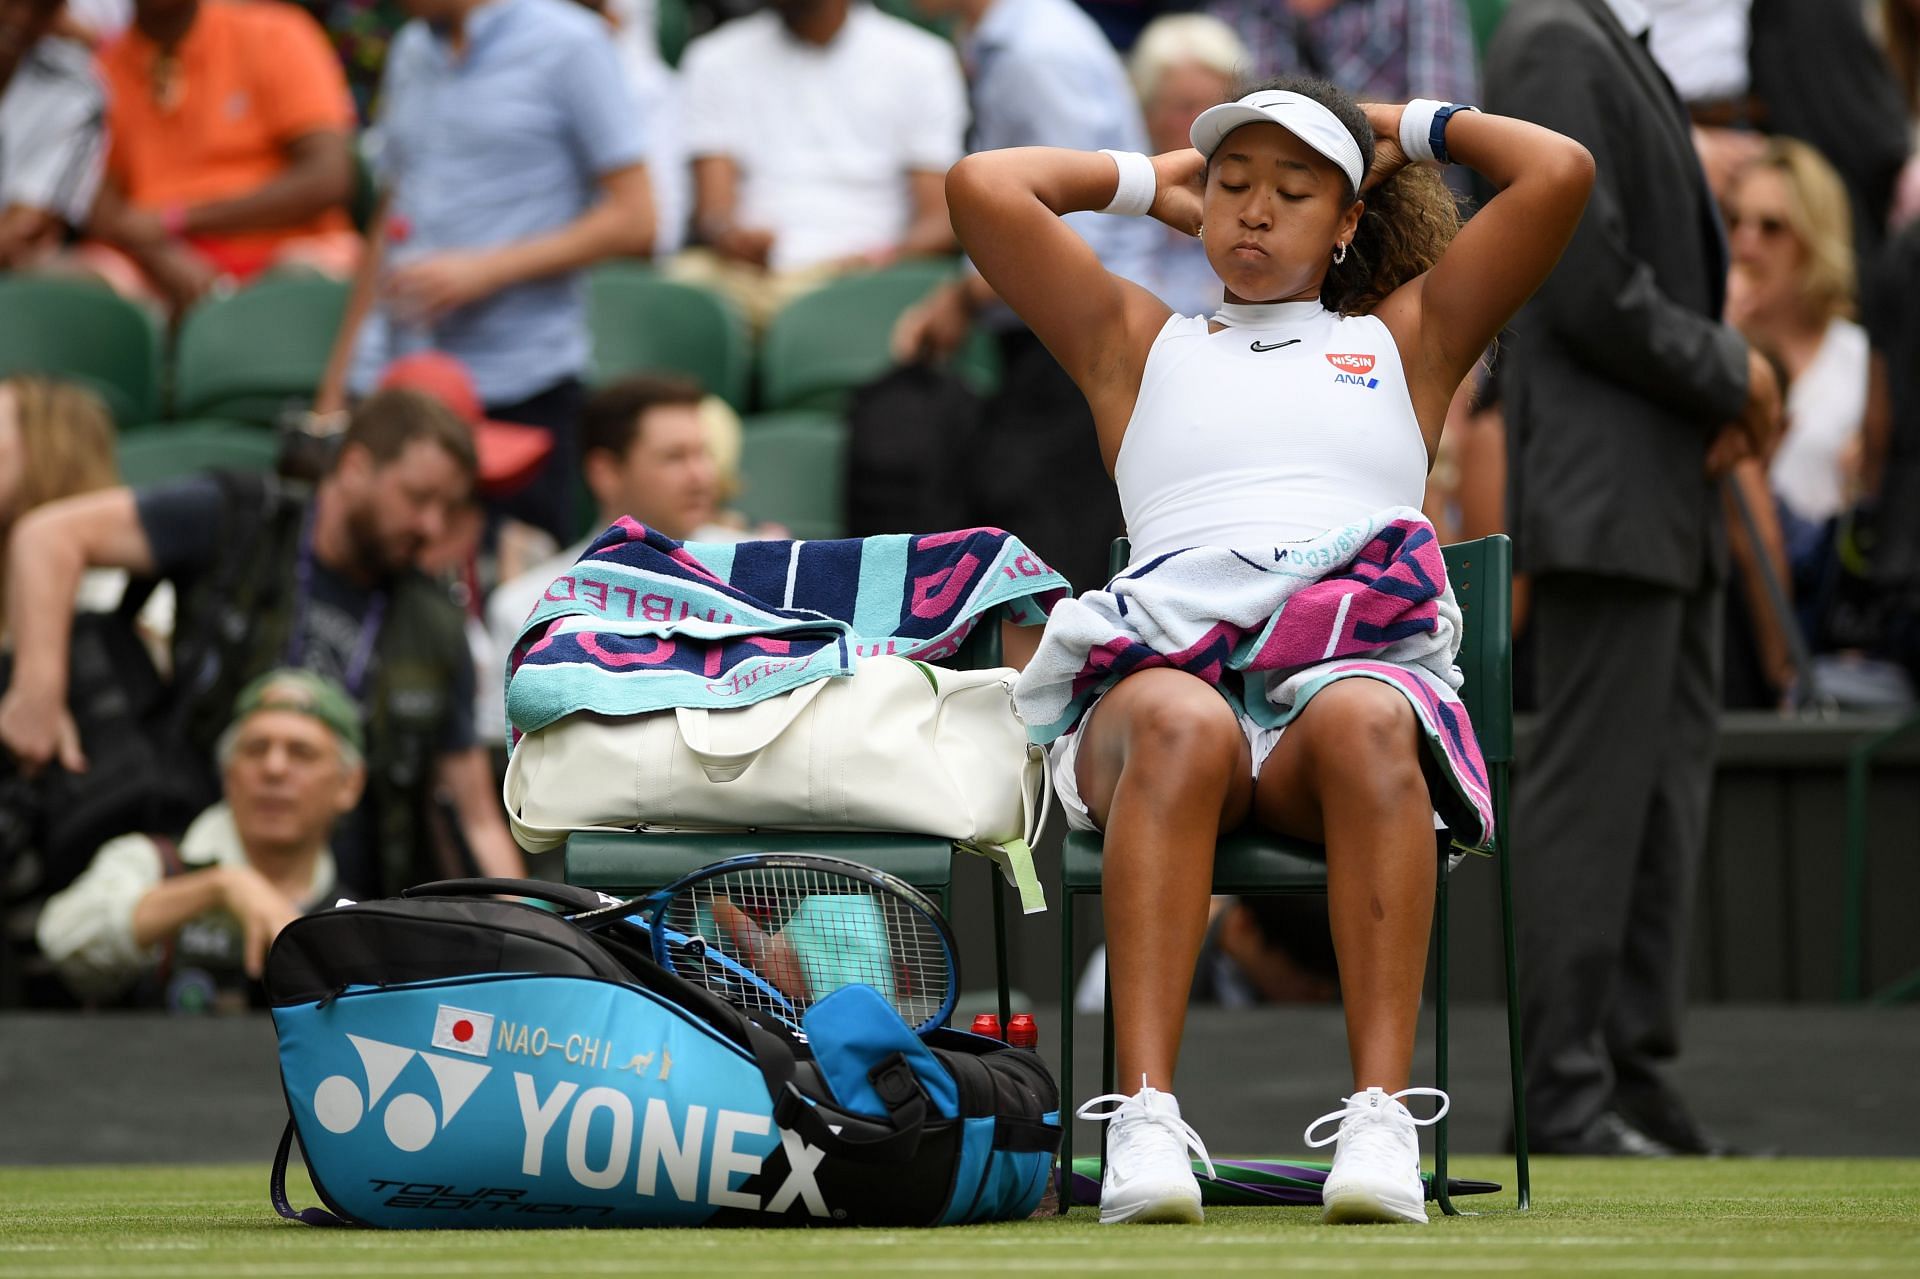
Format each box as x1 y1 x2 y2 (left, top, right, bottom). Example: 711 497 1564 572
1252 679 1422 842
1074 668 1254 832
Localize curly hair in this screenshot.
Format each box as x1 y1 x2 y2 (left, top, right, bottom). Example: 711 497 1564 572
1230 75 1462 315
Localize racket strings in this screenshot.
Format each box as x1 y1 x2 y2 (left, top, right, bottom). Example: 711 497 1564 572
661 866 952 1029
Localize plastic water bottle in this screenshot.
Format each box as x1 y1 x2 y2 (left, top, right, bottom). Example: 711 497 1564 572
970 1013 1002 1040
1007 1012 1038 1050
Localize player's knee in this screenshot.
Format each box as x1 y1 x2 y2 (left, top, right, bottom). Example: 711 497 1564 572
1123 690 1242 781
1308 684 1423 790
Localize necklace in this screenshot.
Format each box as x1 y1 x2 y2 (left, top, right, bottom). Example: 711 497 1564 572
1212 299 1327 329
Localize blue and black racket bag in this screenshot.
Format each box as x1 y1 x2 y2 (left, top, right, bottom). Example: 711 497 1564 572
264 877 1060 1228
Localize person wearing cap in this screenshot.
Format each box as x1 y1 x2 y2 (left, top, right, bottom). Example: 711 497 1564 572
378 350 558 506
315 0 657 546
35 670 364 1009
950 80 1596 1223
0 388 527 898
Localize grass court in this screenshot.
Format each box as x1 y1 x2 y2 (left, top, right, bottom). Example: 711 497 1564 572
4 1157 1918 1278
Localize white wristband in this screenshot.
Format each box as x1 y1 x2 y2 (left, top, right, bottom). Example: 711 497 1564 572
1400 99 1479 165
1399 99 1446 165
1098 149 1157 217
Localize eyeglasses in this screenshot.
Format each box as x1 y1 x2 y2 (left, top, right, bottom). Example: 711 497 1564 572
1727 211 1791 239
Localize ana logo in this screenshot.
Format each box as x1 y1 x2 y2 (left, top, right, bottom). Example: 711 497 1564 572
312 1033 493 1152
1325 353 1376 374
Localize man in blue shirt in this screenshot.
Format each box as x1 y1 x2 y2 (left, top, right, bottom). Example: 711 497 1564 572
319 0 655 545
895 0 1159 611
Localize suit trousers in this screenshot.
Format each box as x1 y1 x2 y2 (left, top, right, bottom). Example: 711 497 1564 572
1516 570 1722 1144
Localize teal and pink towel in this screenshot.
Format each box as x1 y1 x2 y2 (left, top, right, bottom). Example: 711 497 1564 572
504 519 1068 741
1013 509 1493 849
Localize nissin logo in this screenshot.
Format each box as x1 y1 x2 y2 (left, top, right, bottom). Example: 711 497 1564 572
1325 353 1376 374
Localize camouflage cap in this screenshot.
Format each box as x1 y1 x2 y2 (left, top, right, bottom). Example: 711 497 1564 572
231 669 365 758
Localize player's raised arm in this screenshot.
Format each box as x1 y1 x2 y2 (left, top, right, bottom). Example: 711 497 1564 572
944 147 1183 438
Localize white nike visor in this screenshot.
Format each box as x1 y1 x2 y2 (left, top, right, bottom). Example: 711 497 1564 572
1189 89 1366 195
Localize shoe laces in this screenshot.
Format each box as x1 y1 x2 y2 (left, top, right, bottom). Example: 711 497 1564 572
1303 1086 1451 1149
1076 1077 1218 1180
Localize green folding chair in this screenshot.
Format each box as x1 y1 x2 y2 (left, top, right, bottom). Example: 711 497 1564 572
1057 533 1528 1215
117 420 280 486
758 259 999 412
735 411 848 540
172 275 349 426
587 267 753 411
561 623 1019 1029
0 277 161 428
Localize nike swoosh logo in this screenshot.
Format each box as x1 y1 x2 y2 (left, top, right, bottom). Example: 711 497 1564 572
1249 339 1301 353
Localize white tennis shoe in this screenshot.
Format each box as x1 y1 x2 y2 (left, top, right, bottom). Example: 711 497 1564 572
1306 1086 1451 1224
1076 1078 1216 1224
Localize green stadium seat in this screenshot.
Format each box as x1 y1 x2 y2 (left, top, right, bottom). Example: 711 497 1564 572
657 0 690 67
735 410 846 540
758 259 1000 412
588 267 753 411
172 275 348 426
117 420 280 486
0 277 161 428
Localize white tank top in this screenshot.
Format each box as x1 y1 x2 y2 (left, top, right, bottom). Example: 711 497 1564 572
1114 300 1429 566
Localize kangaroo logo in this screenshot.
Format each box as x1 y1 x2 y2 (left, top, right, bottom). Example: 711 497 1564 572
312 1034 493 1153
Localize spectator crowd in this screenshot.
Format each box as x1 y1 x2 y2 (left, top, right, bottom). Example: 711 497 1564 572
0 0 1918 1157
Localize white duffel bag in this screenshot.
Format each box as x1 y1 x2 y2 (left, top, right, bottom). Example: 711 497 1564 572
503 656 1048 910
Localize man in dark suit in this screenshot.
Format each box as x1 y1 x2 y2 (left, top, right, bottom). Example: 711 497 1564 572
1484 0 1780 1155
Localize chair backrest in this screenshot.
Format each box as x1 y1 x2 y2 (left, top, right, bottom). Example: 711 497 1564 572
117 420 280 487
172 275 349 425
1108 533 1514 762
588 267 752 411
0 278 160 427
1440 534 1513 763
758 259 999 411
737 410 848 540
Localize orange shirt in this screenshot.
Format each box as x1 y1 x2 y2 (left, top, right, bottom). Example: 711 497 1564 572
98 1 355 270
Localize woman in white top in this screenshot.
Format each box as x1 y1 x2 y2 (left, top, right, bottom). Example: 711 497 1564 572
1725 138 1870 531
948 76 1592 1224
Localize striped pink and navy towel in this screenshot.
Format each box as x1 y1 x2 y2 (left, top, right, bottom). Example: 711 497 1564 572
1013 509 1493 849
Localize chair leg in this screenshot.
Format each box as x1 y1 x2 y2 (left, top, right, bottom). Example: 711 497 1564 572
991 862 1012 1034
1101 956 1116 1095
1434 854 1458 1216
1495 772 1531 1210
1057 886 1076 1214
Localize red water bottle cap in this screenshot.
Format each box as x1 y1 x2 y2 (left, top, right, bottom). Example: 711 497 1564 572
970 1013 1002 1039
1007 1012 1038 1049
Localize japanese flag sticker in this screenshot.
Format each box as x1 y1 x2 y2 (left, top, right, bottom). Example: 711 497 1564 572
432 1005 493 1058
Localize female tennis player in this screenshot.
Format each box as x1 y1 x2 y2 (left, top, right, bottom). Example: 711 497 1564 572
950 77 1593 1225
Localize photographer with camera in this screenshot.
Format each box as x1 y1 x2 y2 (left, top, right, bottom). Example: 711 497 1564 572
0 388 524 899
35 670 365 1009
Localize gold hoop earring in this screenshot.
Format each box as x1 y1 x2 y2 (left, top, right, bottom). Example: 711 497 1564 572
1334 241 1348 265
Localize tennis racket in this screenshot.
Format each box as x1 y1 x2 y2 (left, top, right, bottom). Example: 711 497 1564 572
570 853 960 1037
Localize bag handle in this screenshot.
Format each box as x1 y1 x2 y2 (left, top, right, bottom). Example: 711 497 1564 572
673 676 834 783
269 1118 351 1227
402 877 621 913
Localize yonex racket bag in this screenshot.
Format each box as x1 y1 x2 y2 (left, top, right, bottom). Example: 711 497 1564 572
264 878 1061 1229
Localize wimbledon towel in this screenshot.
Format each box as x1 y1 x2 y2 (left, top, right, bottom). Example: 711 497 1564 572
505 519 1069 738
1013 509 1493 849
